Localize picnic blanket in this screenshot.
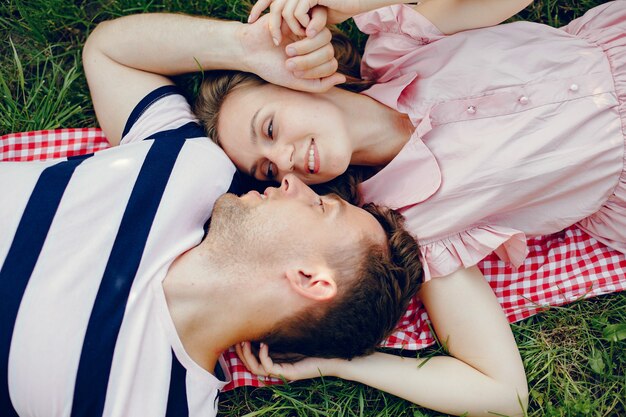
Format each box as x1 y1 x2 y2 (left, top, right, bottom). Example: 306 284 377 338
3 128 626 391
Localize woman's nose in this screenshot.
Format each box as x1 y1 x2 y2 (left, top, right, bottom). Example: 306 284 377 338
269 144 294 173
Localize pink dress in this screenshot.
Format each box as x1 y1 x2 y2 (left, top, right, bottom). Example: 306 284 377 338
354 2 626 280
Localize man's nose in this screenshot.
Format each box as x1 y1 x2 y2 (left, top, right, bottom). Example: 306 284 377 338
280 174 318 201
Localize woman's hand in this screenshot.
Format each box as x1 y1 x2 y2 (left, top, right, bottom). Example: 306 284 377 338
239 12 345 92
248 0 362 42
235 341 342 381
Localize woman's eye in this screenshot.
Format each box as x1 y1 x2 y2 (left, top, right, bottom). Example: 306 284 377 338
266 119 274 140
266 162 275 179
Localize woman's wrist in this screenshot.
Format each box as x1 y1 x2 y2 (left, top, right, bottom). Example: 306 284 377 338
355 0 416 15
329 355 367 380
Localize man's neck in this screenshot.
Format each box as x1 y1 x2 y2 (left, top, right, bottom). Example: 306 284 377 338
161 243 277 375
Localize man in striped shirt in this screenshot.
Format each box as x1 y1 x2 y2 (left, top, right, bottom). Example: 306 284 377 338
0 11 422 417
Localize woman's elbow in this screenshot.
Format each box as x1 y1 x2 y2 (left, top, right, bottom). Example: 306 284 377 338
496 382 529 417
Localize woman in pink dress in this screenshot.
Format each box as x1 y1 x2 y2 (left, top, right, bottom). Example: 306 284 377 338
190 0 624 415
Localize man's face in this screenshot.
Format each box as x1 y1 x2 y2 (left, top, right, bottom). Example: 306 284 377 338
210 174 386 268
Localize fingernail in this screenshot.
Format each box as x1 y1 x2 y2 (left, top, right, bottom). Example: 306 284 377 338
272 37 279 46
286 61 296 70
286 46 296 56
247 15 252 23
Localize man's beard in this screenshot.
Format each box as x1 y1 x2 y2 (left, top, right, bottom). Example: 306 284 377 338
209 194 252 242
206 193 304 269
206 194 269 265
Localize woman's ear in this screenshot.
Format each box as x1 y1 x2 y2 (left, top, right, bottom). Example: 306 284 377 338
284 268 337 301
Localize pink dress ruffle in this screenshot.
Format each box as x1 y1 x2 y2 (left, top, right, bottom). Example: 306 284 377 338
565 2 626 254
419 225 528 279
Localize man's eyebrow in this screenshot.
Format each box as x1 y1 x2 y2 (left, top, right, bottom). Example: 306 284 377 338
248 108 261 178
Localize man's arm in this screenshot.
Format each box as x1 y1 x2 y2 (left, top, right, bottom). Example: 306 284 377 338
82 14 245 145
83 13 343 145
239 266 528 416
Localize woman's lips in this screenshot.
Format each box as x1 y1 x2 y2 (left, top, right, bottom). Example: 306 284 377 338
306 139 320 174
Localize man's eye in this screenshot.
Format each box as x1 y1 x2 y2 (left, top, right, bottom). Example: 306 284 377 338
318 197 325 213
266 162 275 179
267 119 273 140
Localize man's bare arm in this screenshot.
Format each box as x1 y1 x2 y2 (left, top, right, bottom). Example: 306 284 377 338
82 14 245 145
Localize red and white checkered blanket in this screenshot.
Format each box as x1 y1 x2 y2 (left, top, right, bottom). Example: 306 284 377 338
3 128 626 390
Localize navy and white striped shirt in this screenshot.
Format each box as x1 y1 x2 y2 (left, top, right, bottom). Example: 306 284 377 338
1 87 236 417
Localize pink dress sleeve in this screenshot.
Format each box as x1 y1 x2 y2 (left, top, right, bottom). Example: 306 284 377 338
353 5 445 82
419 225 529 280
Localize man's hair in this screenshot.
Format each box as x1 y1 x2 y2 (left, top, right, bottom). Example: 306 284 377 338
258 203 423 361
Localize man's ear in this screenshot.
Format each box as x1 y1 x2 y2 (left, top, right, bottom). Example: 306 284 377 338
284 268 337 301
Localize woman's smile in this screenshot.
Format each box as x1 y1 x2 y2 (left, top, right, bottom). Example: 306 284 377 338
306 139 320 174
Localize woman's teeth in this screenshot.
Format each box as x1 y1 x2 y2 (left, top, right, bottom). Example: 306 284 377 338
308 147 315 173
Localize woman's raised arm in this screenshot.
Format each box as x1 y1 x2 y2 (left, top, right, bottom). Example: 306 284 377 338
239 266 528 417
416 0 534 35
249 0 533 42
337 266 528 416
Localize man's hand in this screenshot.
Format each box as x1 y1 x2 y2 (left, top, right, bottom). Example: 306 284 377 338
240 12 345 92
235 341 342 381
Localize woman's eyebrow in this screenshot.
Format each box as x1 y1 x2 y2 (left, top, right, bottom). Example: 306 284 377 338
250 108 261 146
248 108 262 177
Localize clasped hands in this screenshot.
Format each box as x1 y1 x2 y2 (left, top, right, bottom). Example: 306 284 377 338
240 0 364 92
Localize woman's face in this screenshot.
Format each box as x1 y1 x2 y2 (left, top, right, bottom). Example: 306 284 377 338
217 83 353 185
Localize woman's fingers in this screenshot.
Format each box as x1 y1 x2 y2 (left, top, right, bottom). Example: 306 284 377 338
293 72 346 93
286 42 335 73
286 26 332 56
268 0 288 44
294 58 339 79
282 0 306 36
293 0 314 30
305 5 326 37
249 0 273 23
319 72 346 89
251 0 323 42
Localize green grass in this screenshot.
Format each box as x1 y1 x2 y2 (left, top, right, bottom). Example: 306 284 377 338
1 0 625 415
